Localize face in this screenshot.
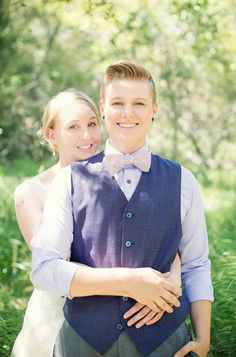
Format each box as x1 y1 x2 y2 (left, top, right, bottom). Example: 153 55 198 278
100 80 157 154
48 99 100 165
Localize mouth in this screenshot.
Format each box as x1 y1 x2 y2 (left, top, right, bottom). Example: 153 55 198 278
117 123 138 128
76 144 93 150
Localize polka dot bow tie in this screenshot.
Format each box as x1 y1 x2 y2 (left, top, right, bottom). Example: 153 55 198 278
105 151 151 176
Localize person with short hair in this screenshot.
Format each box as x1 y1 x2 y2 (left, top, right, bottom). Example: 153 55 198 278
31 61 213 357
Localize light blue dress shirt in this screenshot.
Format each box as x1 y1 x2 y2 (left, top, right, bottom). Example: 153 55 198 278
31 142 214 303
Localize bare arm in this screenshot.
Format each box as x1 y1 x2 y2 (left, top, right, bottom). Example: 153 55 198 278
69 265 182 313
174 300 211 357
31 167 182 312
14 181 44 249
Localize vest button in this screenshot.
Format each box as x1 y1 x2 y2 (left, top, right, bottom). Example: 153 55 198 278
125 211 133 219
125 240 132 248
122 296 129 301
116 323 124 331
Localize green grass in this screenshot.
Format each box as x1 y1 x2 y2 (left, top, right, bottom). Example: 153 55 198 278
203 184 236 356
0 158 235 356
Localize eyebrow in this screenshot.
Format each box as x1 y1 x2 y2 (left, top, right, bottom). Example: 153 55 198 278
69 116 97 123
111 97 147 101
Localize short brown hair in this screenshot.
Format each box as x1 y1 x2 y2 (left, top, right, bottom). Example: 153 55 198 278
100 60 156 103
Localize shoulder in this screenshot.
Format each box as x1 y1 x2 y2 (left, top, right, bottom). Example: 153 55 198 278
151 154 181 176
71 151 104 174
71 151 104 168
14 179 36 206
181 166 198 190
180 166 202 210
152 154 180 167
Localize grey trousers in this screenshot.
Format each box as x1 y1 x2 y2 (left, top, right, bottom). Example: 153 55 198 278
54 320 199 357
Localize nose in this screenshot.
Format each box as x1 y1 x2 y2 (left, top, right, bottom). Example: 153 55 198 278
123 104 133 117
80 128 91 139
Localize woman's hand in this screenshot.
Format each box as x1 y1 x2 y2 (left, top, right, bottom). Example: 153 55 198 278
128 267 182 313
124 257 182 328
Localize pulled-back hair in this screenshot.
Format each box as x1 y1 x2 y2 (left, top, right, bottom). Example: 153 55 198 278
38 89 99 153
100 60 156 103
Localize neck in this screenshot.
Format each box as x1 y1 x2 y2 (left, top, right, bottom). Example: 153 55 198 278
108 140 146 154
57 158 71 169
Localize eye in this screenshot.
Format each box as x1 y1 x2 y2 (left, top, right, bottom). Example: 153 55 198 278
88 122 97 127
134 102 145 106
112 102 123 106
68 125 78 129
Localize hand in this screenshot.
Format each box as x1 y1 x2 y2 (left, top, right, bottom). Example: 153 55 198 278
128 268 182 313
164 270 181 289
123 302 164 328
174 339 209 357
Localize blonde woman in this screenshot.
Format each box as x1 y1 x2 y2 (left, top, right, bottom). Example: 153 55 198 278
11 90 101 356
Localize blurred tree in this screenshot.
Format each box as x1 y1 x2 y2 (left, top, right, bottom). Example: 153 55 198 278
0 0 235 181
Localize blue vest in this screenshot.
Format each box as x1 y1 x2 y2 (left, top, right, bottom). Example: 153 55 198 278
64 152 190 356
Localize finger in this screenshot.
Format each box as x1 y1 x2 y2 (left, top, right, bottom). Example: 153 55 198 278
161 279 182 297
174 341 195 357
146 311 164 325
160 289 181 307
147 302 160 313
127 306 151 327
135 310 157 328
123 302 144 319
154 296 174 313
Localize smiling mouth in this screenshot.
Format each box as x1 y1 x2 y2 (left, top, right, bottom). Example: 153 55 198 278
117 123 138 128
77 144 93 150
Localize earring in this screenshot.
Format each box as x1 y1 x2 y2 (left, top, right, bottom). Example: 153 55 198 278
102 116 105 120
152 117 155 122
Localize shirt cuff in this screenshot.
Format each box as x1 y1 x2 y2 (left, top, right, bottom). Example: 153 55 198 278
182 269 214 303
31 258 78 297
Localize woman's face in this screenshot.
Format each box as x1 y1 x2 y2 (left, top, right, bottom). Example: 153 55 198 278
48 99 100 165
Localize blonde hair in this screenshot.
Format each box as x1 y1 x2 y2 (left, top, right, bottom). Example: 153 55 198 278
38 90 99 153
100 60 156 103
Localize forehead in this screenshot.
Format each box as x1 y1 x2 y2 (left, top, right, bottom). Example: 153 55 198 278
55 99 95 125
104 79 153 100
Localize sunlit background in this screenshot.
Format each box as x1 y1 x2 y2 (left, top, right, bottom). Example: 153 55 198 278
0 1 235 356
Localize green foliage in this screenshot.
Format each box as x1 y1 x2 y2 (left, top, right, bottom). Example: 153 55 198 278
0 0 235 175
204 187 236 356
0 0 235 355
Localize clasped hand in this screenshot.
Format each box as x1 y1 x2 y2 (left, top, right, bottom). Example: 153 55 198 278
124 267 182 328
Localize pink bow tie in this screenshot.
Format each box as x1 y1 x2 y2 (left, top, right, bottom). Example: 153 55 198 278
105 151 151 176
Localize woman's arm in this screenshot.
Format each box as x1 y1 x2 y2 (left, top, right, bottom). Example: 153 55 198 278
14 181 44 249
31 167 182 312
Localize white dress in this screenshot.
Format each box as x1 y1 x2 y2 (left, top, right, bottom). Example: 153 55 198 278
11 177 65 357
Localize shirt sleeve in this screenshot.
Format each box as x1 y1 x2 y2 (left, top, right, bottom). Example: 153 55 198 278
180 167 214 303
30 165 78 296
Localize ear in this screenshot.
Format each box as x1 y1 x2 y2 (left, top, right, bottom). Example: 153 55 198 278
153 101 159 116
46 128 56 145
99 99 105 118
